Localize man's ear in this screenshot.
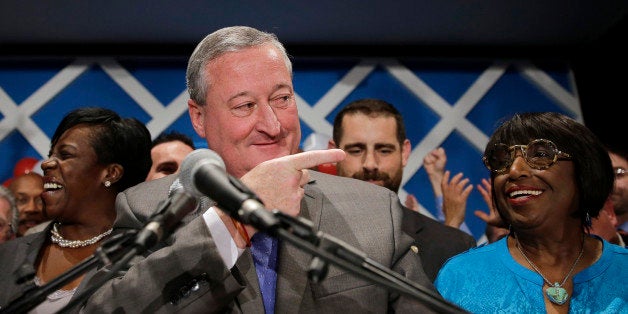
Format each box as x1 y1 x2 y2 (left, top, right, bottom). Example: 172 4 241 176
401 139 411 167
188 99 206 138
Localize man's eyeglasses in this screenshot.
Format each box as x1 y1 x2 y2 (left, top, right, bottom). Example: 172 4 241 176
615 167 626 179
483 139 572 174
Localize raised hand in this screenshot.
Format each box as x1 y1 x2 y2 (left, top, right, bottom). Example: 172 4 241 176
423 147 447 197
473 178 506 228
404 194 421 212
441 171 473 228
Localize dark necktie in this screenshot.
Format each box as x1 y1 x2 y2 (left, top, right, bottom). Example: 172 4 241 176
250 232 278 313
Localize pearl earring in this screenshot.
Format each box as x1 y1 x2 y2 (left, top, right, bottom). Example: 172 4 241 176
104 180 111 187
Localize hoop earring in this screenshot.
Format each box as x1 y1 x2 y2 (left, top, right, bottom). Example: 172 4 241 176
104 180 111 187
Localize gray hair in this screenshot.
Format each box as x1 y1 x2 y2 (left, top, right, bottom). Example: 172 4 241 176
0 185 18 235
186 26 292 106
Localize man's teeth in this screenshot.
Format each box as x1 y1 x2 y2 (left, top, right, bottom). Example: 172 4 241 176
44 182 63 190
509 190 542 198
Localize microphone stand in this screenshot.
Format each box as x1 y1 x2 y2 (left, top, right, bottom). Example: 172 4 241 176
0 231 137 314
270 211 468 314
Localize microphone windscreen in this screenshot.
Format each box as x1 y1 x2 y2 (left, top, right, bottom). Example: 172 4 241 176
179 149 226 197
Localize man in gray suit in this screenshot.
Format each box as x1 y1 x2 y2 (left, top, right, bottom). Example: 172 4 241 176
329 98 476 282
81 26 457 313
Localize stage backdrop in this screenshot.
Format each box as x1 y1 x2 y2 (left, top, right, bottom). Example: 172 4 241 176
0 56 580 242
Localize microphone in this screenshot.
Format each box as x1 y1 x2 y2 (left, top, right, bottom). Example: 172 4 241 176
133 190 198 251
179 149 280 232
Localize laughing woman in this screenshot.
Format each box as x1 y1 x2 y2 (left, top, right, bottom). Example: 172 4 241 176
0 107 151 313
435 112 628 313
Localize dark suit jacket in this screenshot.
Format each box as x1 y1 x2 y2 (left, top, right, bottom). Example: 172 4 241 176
0 229 49 308
81 171 450 313
0 224 102 311
401 207 476 282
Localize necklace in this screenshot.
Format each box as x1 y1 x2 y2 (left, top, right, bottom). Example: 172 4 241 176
514 234 584 305
50 222 113 248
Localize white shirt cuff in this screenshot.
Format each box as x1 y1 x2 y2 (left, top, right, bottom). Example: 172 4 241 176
202 207 245 269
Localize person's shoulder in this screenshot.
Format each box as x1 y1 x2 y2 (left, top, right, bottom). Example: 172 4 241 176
121 174 177 197
605 240 628 256
437 238 510 286
115 174 178 226
403 209 476 246
444 238 501 264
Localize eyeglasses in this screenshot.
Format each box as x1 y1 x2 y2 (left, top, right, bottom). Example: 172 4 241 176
615 167 626 179
483 139 572 174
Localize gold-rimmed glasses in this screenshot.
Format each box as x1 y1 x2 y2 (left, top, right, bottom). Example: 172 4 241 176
483 139 572 174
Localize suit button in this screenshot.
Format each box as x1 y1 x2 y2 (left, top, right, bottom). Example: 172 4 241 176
410 245 419 253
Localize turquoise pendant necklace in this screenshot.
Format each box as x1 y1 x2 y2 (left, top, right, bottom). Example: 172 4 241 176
514 234 584 305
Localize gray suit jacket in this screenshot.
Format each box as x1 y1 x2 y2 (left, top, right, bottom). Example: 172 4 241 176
81 171 447 313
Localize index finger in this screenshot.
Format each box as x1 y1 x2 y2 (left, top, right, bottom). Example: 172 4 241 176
284 149 346 170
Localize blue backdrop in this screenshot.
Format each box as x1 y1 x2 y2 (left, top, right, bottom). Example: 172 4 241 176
0 56 580 242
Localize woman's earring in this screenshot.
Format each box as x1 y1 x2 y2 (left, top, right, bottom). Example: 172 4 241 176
104 180 111 187
585 211 592 227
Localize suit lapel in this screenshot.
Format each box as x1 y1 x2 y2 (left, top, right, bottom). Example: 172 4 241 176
402 207 425 238
275 179 320 312
235 250 265 313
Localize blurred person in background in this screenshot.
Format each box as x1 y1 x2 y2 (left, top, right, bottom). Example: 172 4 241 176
590 198 625 247
330 98 476 281
607 145 628 244
8 172 46 237
2 157 43 188
145 130 195 181
0 186 18 243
